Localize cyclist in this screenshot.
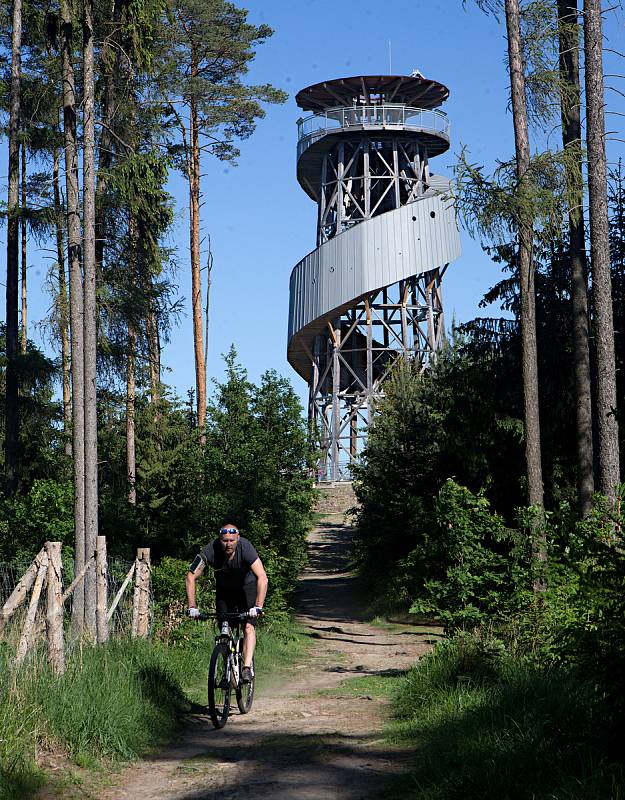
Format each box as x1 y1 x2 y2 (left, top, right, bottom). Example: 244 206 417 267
186 523 268 683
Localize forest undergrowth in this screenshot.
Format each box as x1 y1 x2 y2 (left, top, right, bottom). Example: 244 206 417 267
351 353 625 799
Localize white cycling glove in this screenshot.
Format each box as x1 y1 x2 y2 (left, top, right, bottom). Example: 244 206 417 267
188 607 200 619
248 606 263 618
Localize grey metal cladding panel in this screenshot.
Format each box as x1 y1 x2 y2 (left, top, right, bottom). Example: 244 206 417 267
288 185 461 342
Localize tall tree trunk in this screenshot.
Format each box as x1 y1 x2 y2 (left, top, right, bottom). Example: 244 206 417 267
189 93 206 431
127 213 138 504
61 0 86 628
126 325 137 504
504 0 546 588
205 235 213 375
20 139 27 354
94 0 124 275
557 0 594 516
83 0 99 634
53 145 73 457
146 305 161 404
142 264 161 406
584 0 620 499
4 0 22 494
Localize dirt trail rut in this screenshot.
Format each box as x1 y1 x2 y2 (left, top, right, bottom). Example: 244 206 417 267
100 516 437 799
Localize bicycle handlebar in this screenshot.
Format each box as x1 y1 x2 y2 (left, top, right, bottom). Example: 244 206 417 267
195 610 262 622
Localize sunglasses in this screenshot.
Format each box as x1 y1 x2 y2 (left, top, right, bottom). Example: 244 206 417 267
219 527 238 535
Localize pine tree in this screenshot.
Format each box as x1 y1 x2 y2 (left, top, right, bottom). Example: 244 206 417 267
557 0 593 516
154 0 286 429
504 0 544 518
4 0 23 493
584 0 620 499
59 0 86 627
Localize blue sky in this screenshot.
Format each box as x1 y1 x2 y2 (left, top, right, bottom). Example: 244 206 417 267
2 0 625 407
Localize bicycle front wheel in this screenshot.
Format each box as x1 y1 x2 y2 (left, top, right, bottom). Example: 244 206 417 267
236 655 255 714
208 643 231 729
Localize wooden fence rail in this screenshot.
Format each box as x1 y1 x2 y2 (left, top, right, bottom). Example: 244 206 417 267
0 540 151 674
0 547 46 635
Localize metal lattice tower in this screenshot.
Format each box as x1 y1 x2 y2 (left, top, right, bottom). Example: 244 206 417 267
287 74 461 482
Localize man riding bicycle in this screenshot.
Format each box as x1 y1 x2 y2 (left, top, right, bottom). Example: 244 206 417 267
186 523 268 683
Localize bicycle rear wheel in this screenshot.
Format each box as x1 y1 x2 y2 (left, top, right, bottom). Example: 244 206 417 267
236 653 255 714
208 643 231 729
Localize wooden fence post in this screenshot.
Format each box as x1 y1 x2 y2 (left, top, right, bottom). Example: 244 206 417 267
96 536 108 644
15 550 48 667
131 548 150 639
45 542 65 675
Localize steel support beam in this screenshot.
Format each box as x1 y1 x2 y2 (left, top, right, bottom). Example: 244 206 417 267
309 270 446 481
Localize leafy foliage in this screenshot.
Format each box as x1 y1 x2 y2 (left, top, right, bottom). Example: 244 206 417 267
407 481 526 629
0 479 74 562
154 0 287 168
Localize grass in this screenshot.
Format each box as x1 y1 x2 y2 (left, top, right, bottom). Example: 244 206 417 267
334 634 624 800
0 638 189 799
317 672 400 700
322 633 625 799
0 615 306 799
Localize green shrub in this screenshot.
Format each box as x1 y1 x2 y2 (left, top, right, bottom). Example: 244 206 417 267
406 481 524 629
0 480 74 562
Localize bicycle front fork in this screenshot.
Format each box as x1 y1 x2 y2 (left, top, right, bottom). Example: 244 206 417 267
230 649 239 688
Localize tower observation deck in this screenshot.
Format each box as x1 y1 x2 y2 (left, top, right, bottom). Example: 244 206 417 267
287 74 461 482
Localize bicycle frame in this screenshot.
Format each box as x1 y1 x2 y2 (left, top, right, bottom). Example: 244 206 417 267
215 620 243 688
201 611 255 690
195 610 259 728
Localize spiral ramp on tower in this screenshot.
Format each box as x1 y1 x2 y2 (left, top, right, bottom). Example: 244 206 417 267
287 75 462 482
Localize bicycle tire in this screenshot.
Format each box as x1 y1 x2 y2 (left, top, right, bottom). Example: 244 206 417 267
208 643 231 729
236 652 255 714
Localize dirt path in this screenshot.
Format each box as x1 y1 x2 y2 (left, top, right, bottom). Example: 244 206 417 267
99 516 438 800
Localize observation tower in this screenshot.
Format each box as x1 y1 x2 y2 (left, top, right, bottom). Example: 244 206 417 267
287 74 461 482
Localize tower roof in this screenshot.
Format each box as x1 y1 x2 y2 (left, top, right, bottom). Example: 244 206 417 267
295 75 449 112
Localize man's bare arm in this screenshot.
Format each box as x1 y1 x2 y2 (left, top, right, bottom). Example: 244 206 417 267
186 558 206 609
250 558 268 608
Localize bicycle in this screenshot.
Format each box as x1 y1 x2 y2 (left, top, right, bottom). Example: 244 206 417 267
198 611 258 729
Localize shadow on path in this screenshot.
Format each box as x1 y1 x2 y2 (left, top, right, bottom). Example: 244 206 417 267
148 724 408 800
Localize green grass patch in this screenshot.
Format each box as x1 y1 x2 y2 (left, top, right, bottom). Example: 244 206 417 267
318 671 403 700
0 638 189 799
377 634 625 799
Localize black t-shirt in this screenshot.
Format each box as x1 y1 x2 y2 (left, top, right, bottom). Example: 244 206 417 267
200 537 259 592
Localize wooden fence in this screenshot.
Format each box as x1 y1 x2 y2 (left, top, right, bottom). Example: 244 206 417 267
0 539 151 675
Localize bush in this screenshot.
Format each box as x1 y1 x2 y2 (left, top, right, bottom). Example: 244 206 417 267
0 480 74 562
407 481 526 629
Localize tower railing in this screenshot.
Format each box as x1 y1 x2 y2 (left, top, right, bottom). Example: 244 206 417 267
297 105 449 158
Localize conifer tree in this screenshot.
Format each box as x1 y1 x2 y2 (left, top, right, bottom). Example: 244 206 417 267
59 0 86 626
83 0 98 630
557 0 593 516
154 0 286 429
584 0 620 499
5 0 23 493
504 0 544 521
